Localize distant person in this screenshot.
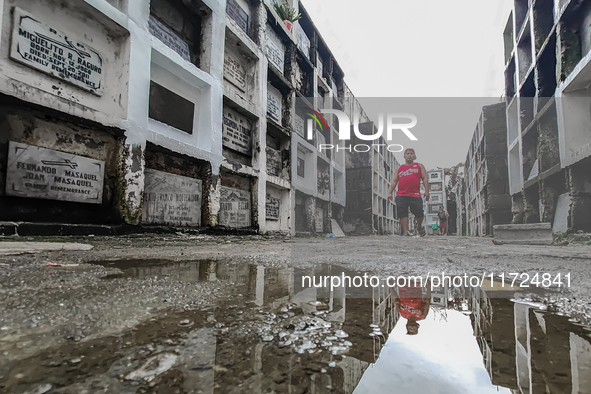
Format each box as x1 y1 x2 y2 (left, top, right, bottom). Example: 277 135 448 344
391 280 431 335
387 148 429 237
437 206 449 235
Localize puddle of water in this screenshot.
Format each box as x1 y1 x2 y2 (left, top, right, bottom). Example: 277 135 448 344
2 260 591 394
93 258 218 281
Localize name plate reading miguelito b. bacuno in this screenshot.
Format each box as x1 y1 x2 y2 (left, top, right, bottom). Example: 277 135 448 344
6 141 104 204
10 8 104 95
142 169 202 227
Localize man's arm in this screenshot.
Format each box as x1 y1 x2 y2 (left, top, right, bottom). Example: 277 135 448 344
387 171 399 202
420 163 429 201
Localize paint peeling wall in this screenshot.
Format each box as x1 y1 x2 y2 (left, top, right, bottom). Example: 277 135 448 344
0 99 122 223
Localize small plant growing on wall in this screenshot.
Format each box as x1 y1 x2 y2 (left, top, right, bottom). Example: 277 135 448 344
272 1 301 31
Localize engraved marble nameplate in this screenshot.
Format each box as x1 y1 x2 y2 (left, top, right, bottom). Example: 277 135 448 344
142 169 202 226
220 186 251 227
6 141 104 204
223 106 252 155
11 7 104 95
266 194 280 220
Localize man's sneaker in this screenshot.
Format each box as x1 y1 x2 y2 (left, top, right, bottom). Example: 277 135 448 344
402 232 411 236
418 228 426 237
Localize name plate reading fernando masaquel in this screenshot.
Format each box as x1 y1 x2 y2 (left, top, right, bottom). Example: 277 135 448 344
6 141 105 204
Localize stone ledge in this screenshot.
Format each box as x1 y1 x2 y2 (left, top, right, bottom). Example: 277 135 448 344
493 223 553 245
0 222 260 237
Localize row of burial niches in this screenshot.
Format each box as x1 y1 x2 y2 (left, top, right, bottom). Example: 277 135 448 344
142 150 267 230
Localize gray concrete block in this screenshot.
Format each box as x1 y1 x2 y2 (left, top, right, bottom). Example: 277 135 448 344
330 219 346 237
552 193 571 233
493 223 553 245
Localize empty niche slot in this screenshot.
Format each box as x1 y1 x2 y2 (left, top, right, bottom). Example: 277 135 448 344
557 1 591 80
505 59 517 98
537 105 560 172
149 81 195 134
514 0 530 40
536 33 557 110
533 0 554 53
522 130 539 183
504 13 514 64
509 145 522 192
523 182 540 223
517 20 533 84
507 98 519 143
519 73 535 132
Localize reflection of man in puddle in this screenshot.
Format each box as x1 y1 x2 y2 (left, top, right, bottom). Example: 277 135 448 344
391 281 431 335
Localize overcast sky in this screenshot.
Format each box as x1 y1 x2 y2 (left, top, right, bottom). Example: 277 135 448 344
353 309 512 393
302 0 514 169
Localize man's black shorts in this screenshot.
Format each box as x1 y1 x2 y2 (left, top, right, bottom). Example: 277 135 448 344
395 196 424 219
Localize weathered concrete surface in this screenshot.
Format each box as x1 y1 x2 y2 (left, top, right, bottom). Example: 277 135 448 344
0 242 93 256
493 223 554 245
0 234 590 392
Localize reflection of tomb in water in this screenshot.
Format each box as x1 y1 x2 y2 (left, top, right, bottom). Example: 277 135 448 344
208 262 397 393
469 285 591 394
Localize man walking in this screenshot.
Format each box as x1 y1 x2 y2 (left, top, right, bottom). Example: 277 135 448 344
437 206 449 235
387 148 429 236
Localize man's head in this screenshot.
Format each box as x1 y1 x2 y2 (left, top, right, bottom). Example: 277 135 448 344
439 206 444 211
404 148 416 164
406 319 420 335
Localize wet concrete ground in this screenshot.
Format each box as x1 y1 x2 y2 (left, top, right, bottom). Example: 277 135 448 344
0 234 590 393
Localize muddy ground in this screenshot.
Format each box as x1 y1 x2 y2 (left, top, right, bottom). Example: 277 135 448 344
0 234 590 393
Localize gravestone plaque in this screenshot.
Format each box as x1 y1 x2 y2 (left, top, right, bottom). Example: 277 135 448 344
295 115 305 137
315 208 324 232
6 141 105 204
265 25 285 73
297 157 305 177
148 15 191 61
267 84 282 123
142 169 202 226
10 7 104 95
226 0 249 34
266 147 282 177
223 107 252 155
223 51 247 92
220 186 251 227
297 26 311 60
266 194 280 221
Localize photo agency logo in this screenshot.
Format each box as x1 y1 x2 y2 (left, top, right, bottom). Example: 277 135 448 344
304 107 419 153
